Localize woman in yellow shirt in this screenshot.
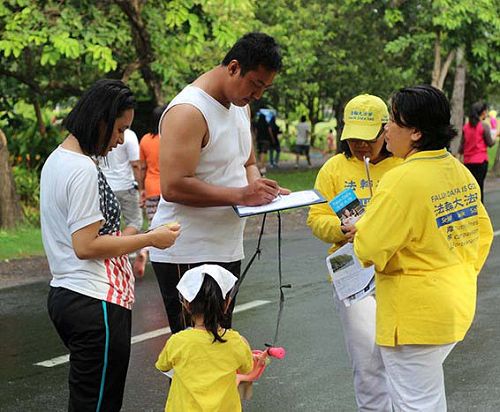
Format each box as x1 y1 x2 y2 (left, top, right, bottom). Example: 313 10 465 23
156 265 253 412
308 94 401 411
353 85 493 411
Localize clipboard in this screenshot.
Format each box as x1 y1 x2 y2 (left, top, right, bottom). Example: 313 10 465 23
233 189 326 218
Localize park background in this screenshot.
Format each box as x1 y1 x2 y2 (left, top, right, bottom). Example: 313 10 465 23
0 0 499 259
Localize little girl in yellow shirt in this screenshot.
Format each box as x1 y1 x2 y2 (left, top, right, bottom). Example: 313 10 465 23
156 264 254 412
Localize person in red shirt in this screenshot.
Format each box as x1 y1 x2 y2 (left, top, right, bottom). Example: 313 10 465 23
459 101 496 201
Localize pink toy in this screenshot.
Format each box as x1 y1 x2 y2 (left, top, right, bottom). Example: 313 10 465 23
237 346 286 400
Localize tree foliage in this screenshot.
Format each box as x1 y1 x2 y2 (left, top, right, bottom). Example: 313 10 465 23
1 0 498 127
383 0 500 98
0 0 499 226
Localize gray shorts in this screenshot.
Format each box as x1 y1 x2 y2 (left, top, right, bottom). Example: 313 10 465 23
115 189 143 232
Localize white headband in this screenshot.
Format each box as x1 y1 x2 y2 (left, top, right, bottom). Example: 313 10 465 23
176 264 238 303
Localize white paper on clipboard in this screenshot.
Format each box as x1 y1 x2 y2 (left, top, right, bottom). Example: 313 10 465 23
233 189 326 217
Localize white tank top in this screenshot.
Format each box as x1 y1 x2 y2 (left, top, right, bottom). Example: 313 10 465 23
149 85 251 264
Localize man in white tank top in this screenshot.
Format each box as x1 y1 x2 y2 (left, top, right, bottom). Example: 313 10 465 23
150 32 289 333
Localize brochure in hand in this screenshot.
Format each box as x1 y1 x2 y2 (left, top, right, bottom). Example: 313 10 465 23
329 188 365 225
326 243 375 307
326 189 374 306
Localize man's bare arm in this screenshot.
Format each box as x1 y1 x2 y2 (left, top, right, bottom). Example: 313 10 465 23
130 160 143 190
244 146 261 184
160 105 280 207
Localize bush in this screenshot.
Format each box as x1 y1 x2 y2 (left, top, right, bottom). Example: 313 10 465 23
3 100 66 171
12 166 40 225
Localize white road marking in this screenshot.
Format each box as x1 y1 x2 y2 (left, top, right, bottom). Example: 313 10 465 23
34 299 270 368
494 230 500 237
35 354 70 368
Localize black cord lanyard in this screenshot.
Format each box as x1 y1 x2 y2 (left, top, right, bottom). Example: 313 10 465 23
226 212 291 345
273 211 292 345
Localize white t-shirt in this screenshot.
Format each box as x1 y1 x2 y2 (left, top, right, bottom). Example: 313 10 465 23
296 121 311 145
99 129 139 191
149 85 251 264
40 147 134 309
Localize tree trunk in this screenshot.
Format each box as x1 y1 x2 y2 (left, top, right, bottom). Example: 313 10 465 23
33 97 47 137
431 32 442 88
431 31 455 90
449 47 466 155
307 95 317 147
334 101 344 154
437 50 455 90
0 129 23 228
114 0 164 105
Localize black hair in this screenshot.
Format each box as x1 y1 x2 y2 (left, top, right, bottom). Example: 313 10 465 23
468 101 488 127
340 125 391 158
222 32 282 76
390 85 457 151
188 275 229 343
257 113 268 126
64 79 136 156
300 115 307 122
150 103 169 135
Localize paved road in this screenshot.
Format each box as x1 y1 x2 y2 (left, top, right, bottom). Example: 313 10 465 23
1 190 499 411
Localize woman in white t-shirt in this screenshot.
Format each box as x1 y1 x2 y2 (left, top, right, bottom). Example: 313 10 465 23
40 79 180 412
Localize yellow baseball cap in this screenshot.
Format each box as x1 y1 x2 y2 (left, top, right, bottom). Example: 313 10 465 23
340 94 389 141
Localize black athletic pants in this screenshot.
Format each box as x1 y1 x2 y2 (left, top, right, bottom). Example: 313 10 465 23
465 161 488 202
151 261 241 334
48 287 132 412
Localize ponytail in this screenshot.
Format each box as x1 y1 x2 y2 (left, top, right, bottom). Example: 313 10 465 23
189 276 228 343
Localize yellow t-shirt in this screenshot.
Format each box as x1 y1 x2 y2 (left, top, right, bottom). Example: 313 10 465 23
354 149 494 346
307 153 402 254
156 328 253 412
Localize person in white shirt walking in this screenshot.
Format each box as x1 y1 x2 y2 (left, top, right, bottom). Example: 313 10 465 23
295 115 312 168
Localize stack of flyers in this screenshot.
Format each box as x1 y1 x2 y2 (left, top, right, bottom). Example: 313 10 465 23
326 243 375 306
326 189 374 306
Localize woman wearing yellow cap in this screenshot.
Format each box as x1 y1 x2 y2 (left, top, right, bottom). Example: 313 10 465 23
307 94 402 411
353 85 493 411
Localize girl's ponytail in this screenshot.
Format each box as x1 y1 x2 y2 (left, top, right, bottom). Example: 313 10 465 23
190 276 228 343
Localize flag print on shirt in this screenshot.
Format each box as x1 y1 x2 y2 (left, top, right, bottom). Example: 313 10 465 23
96 166 134 309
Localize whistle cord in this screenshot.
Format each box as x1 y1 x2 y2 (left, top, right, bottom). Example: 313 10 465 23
272 211 291 346
226 211 290 347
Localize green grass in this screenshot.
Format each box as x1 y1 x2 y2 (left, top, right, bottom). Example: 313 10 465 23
266 168 319 192
0 225 44 261
488 143 498 171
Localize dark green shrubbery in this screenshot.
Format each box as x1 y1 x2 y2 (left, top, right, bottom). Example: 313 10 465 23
2 101 67 225
12 166 41 225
